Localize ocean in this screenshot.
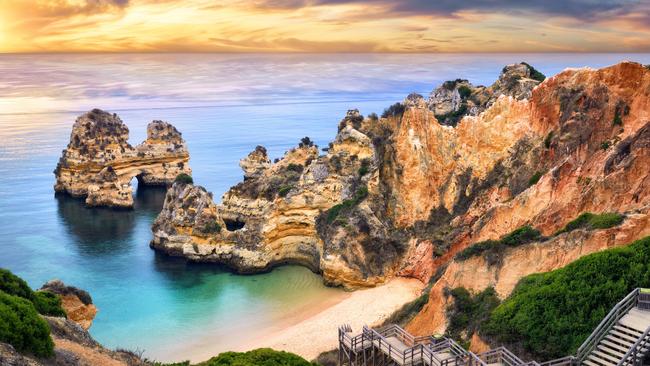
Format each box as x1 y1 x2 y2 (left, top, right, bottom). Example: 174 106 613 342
1 53 649 361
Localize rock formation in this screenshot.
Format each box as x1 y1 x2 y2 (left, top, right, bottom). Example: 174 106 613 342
151 61 650 293
40 280 97 330
54 109 191 208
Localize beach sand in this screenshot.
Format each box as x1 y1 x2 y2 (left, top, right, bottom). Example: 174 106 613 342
237 277 425 361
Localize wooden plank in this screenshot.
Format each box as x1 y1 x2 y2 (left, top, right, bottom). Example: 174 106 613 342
591 350 620 364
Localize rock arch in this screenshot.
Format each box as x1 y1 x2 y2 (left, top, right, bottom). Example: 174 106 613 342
54 109 191 208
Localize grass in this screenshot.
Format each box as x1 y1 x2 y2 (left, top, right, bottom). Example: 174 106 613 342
482 236 650 360
555 212 624 235
175 173 193 185
455 226 542 263
326 186 369 224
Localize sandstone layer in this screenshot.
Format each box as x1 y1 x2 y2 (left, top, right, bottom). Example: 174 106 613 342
151 62 650 291
40 280 97 331
54 109 191 208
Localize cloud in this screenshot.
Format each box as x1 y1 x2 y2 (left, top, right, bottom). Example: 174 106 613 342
248 0 640 20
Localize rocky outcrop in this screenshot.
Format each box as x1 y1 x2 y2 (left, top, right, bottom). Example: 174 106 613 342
40 280 97 330
151 61 650 291
428 62 544 125
54 109 191 208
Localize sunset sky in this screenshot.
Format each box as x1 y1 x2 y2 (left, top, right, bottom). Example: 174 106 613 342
1 0 650 53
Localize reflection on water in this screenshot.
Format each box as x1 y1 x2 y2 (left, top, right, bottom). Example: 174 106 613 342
55 184 166 256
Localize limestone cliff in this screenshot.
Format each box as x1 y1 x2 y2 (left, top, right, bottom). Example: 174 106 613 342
54 109 191 208
40 280 97 331
152 61 650 291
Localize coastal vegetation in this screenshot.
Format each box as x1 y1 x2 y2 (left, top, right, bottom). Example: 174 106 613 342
482 236 650 360
175 173 194 185
521 62 546 82
454 225 542 263
381 102 405 119
445 287 500 345
0 268 62 358
555 212 624 235
326 185 369 224
157 348 317 366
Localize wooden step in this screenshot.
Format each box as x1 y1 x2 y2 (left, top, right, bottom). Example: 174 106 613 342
597 343 628 359
590 350 621 364
587 354 615 366
608 326 639 344
582 359 601 366
601 338 634 353
614 325 643 338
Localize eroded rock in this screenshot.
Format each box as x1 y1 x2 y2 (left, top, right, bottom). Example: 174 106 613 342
54 109 191 208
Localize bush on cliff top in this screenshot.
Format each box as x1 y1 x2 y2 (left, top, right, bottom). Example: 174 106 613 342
482 236 650 360
521 62 546 82
0 292 55 358
175 173 193 185
0 268 65 317
381 102 405 119
555 212 624 235
0 268 60 358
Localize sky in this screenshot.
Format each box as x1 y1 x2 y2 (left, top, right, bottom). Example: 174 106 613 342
1 0 650 53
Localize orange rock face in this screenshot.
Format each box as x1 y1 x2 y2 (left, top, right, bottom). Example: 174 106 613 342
405 62 650 338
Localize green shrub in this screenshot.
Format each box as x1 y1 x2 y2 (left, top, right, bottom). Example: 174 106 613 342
612 109 623 126
500 225 541 247
278 185 293 197
175 173 193 185
446 287 500 342
544 131 554 149
522 62 546 82
200 348 316 366
600 140 611 150
457 85 472 99
326 186 369 224
0 291 54 358
528 171 543 186
455 240 501 261
0 269 65 317
286 163 304 173
455 226 541 263
482 236 650 360
33 291 66 317
368 112 379 121
358 159 371 177
555 212 624 235
380 292 430 327
381 103 405 119
204 221 222 234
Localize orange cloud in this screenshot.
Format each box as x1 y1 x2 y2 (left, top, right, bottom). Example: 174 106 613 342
0 0 649 53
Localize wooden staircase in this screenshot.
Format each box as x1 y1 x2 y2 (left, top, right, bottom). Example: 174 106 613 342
578 290 650 366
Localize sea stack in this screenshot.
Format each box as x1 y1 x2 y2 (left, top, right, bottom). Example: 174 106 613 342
54 109 191 208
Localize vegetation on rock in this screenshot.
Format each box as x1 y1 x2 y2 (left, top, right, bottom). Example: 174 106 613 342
326 186 369 224
555 212 624 235
0 268 59 358
381 102 405 119
482 236 650 360
175 173 194 185
158 348 317 366
528 171 543 186
455 226 542 263
521 62 546 82
446 287 500 345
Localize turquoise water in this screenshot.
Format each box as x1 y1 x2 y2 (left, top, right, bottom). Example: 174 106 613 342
1 53 650 362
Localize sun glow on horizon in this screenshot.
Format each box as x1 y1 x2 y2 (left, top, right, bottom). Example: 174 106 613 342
0 0 649 53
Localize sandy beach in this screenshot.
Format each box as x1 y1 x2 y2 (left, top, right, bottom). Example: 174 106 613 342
237 277 425 361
